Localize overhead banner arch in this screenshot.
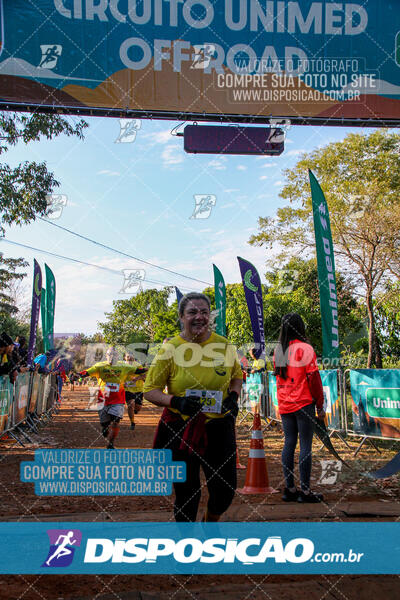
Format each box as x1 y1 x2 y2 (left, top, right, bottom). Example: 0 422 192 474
1 1 400 125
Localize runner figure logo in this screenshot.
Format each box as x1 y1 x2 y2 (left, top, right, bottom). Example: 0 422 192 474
38 45 62 69
115 119 142 143
318 460 342 485
191 44 216 69
42 529 82 567
190 195 216 219
45 194 67 219
120 269 145 294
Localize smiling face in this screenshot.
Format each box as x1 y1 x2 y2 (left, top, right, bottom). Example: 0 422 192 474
180 299 210 342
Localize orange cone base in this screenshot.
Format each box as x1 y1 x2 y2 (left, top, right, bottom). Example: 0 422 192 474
238 485 277 494
238 457 278 494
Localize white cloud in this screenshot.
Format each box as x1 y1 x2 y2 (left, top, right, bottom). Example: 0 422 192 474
260 162 278 168
207 159 227 170
224 188 240 193
97 170 121 176
216 230 226 235
285 149 304 157
162 144 184 167
274 180 283 186
237 165 247 171
221 202 235 208
259 175 268 180
142 129 172 145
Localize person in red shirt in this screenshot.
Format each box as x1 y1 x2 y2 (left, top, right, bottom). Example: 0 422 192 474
273 313 325 503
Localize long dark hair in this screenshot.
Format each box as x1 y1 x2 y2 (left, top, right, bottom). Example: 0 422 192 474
274 313 307 380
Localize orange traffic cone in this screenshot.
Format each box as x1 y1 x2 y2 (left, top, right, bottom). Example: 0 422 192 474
238 412 277 494
236 448 246 470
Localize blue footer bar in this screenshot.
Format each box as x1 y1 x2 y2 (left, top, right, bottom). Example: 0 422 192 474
0 522 398 574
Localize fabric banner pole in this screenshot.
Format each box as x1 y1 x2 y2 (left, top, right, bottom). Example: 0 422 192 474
237 256 265 359
45 265 56 351
309 170 340 366
212 264 226 337
41 288 48 353
27 260 42 366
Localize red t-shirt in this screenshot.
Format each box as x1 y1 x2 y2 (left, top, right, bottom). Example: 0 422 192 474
273 340 319 414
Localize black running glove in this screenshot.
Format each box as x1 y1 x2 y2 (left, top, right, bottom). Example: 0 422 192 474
170 396 203 416
222 391 239 417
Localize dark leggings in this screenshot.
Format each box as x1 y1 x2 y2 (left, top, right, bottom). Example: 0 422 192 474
154 416 237 522
280 403 316 491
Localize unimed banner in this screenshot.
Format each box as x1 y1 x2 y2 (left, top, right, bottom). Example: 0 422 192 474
0 376 12 434
238 257 265 359
309 171 340 365
321 370 340 431
213 264 226 337
2 1 400 123
27 259 42 365
350 369 400 440
268 370 340 429
13 373 30 426
45 265 56 351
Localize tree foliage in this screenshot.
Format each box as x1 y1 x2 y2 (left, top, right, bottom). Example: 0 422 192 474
249 131 400 367
0 112 87 232
99 287 180 343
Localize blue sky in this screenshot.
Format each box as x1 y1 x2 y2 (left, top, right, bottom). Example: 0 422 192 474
2 116 377 334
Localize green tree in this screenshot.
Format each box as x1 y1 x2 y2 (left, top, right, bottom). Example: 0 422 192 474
374 282 400 360
249 131 400 367
0 112 87 232
99 287 179 344
0 252 27 316
263 258 363 358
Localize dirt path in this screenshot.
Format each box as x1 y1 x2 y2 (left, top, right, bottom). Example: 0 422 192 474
0 387 398 599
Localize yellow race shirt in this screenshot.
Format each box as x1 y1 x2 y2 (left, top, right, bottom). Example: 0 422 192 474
123 362 145 393
143 332 242 419
252 358 266 371
86 361 141 405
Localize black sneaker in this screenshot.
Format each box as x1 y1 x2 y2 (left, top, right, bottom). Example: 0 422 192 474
282 488 299 502
101 427 109 438
107 442 115 450
297 491 324 503
130 422 136 431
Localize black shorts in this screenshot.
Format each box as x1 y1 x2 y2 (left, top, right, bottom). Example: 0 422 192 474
125 391 143 405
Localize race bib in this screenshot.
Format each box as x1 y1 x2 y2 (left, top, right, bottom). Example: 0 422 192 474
104 383 119 397
186 389 223 414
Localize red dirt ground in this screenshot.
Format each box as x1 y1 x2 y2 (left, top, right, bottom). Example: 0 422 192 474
0 386 398 600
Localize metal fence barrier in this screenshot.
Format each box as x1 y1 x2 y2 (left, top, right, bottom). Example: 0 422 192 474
0 372 60 446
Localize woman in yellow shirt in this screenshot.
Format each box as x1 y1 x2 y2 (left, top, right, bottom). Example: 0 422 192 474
144 292 242 522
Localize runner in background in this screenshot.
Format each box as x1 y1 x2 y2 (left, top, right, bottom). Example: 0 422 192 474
76 347 147 449
249 347 266 374
123 353 146 432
